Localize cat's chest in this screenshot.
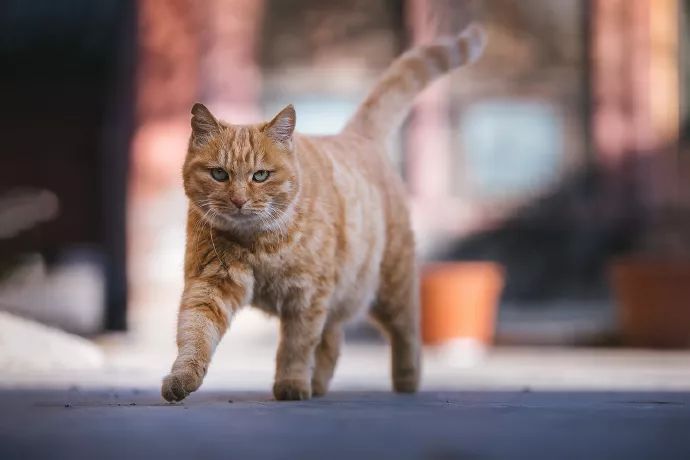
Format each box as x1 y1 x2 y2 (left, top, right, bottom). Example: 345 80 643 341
247 252 306 314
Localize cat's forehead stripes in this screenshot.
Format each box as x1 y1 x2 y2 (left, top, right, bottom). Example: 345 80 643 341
219 127 264 171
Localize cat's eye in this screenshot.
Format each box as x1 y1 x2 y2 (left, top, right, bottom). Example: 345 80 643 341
252 170 270 183
210 168 229 182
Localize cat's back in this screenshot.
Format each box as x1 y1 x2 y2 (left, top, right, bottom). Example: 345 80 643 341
295 132 406 202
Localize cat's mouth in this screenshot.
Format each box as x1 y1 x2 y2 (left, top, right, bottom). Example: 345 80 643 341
229 212 252 219
222 209 260 222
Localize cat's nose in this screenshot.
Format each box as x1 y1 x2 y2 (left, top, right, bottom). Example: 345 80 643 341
230 197 247 209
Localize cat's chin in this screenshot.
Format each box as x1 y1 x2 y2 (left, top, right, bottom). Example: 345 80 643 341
212 213 261 230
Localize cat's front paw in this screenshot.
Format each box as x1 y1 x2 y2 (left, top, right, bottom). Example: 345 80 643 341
273 379 311 401
161 369 203 402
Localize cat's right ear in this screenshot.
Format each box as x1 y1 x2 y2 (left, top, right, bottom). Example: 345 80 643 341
190 103 220 146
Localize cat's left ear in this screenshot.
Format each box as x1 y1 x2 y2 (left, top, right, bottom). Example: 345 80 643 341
263 104 296 148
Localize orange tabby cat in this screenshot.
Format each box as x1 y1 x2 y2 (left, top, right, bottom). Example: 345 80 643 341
161 25 486 401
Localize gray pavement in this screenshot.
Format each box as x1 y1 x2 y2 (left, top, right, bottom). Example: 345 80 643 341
1 388 689 460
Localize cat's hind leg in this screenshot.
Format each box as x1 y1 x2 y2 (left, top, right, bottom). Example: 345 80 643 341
370 240 421 393
311 323 344 397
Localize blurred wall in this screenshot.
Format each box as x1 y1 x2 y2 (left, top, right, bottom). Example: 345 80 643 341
0 0 135 331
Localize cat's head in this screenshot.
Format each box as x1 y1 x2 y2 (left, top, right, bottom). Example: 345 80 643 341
182 103 300 233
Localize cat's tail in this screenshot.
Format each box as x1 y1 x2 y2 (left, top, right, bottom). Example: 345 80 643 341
343 23 486 139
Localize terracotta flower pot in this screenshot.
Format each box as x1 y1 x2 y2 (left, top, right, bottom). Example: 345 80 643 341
420 262 504 346
610 259 690 348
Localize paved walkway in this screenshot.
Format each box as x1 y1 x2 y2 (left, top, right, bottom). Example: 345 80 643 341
1 389 689 460
3 308 690 460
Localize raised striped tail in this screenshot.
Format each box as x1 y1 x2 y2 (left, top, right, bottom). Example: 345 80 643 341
343 24 486 139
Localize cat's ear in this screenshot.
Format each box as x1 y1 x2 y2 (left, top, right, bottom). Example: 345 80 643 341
263 104 296 147
190 103 220 145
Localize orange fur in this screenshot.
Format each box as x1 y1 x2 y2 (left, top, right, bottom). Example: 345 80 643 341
161 25 486 402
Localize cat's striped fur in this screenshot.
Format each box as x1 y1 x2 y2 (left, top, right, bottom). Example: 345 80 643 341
162 24 486 402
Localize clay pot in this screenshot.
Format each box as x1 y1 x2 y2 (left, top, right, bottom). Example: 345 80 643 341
420 262 504 346
610 259 690 348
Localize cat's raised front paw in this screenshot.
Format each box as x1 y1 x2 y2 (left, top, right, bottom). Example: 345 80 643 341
161 370 202 402
273 379 311 401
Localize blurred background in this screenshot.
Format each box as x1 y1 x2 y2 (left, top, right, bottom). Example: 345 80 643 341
1 0 690 390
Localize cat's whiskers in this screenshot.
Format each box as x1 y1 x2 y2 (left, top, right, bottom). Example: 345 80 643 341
261 205 290 238
206 208 228 271
193 207 214 251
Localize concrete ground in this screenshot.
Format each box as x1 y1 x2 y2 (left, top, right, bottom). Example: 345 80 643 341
5 290 690 459
1 388 689 460
3 331 690 460
3 306 690 459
